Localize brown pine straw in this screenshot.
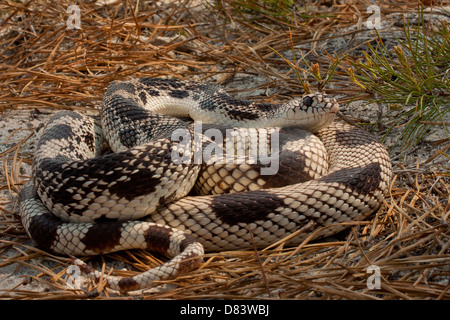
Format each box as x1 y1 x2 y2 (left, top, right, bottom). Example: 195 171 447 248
0 1 448 299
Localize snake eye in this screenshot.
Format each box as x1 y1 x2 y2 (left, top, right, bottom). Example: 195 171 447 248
303 96 313 107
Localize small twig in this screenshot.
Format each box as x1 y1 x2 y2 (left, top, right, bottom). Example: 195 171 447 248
248 225 271 297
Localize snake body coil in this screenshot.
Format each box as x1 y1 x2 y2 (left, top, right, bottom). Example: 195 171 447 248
19 78 392 291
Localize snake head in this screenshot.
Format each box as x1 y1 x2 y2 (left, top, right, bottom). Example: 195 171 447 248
281 93 339 132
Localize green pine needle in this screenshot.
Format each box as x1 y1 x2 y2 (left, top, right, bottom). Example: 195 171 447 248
346 6 449 150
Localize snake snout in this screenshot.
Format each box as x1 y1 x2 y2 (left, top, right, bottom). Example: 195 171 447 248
291 94 338 116
282 93 339 132
316 93 339 115
329 101 339 114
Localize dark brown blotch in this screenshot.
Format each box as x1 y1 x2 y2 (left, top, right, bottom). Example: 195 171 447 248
81 221 124 254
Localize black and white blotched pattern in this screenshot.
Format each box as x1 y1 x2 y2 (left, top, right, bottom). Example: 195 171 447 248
19 78 392 291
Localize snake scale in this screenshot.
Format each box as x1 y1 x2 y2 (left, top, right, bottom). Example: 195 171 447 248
19 78 392 292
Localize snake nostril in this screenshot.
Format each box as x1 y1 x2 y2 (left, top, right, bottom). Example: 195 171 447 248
303 96 313 107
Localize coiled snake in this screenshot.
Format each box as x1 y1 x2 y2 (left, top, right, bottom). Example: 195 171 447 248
19 78 392 291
